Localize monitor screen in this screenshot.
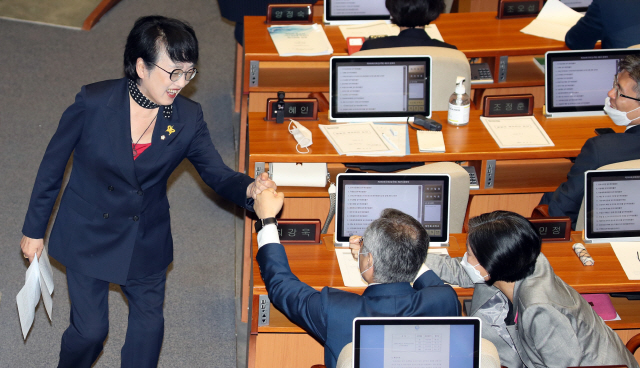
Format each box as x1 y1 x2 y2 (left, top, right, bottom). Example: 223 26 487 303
585 169 640 242
354 318 480 368
335 173 449 245
559 0 592 12
330 56 432 122
324 0 390 24
545 49 640 116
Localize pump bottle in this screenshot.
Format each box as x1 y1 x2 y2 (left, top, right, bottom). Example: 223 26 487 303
447 76 470 126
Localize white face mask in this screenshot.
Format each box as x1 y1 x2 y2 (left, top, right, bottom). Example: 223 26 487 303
358 251 372 282
288 119 312 154
604 97 640 126
460 252 488 284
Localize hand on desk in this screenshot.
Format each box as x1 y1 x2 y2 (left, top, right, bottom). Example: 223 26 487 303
254 188 284 219
349 235 362 260
247 172 277 200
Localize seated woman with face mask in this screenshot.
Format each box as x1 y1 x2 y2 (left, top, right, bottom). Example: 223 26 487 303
425 211 638 368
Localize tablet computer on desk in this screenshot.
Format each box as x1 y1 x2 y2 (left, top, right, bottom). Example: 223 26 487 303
584 169 640 243
352 317 481 368
324 0 390 25
334 173 450 247
329 55 432 123
545 48 640 118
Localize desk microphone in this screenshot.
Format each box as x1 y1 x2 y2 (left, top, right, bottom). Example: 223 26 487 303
276 91 285 124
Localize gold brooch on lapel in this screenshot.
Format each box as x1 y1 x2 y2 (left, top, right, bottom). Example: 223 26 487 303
161 135 166 140
166 125 176 135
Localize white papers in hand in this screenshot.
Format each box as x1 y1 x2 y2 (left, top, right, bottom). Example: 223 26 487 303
480 116 554 148
16 248 54 340
335 248 448 287
319 122 396 156
268 24 334 56
520 0 584 42
611 242 640 280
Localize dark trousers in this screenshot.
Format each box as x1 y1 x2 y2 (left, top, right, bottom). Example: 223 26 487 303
58 267 167 368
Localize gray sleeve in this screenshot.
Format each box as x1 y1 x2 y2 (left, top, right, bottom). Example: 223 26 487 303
425 254 475 288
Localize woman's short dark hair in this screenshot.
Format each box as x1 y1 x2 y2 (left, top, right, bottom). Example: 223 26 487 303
124 16 199 83
467 211 541 286
386 0 445 28
362 208 429 283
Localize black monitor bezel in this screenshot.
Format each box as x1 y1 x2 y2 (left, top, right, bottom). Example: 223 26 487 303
330 56 432 120
324 0 391 23
353 317 481 368
335 173 450 244
585 169 640 240
545 49 640 115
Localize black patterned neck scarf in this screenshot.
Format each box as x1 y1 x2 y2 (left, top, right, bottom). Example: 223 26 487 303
127 79 172 120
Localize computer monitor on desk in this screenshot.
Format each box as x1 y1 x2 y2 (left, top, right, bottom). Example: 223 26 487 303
545 48 640 118
329 55 432 122
324 0 390 25
334 173 450 247
584 169 640 243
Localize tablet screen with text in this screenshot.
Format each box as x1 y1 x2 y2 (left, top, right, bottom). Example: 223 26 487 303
324 0 390 24
330 56 432 122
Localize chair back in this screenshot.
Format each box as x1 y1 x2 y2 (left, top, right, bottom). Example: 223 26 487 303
575 159 640 231
481 338 502 368
353 47 471 111
399 162 470 233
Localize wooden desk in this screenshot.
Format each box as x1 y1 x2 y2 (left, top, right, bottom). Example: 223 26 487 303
249 233 640 367
243 12 567 93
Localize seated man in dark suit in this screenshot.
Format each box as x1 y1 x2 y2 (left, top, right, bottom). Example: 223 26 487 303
360 0 457 51
254 189 460 368
540 54 640 228
565 0 640 50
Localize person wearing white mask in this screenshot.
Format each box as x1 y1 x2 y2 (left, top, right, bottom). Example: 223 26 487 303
255 198 460 368
425 211 638 368
539 54 640 229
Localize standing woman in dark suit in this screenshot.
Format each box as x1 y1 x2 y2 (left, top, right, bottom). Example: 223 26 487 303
20 16 275 368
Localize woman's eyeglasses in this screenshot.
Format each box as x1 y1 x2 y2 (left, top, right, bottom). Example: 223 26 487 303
152 63 198 82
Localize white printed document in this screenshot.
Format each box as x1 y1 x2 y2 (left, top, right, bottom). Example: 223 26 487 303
319 122 394 155
339 21 444 42
16 248 54 340
480 116 554 148
520 0 584 41
611 242 640 280
335 248 448 287
268 24 333 56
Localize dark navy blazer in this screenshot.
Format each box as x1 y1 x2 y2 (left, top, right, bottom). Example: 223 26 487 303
360 28 457 51
540 125 640 229
257 242 461 368
22 78 254 285
565 0 640 50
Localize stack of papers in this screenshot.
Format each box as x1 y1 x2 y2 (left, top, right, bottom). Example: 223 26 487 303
520 0 584 42
16 248 54 340
611 242 640 280
319 122 408 156
480 116 554 149
339 21 444 42
417 131 446 152
268 24 333 56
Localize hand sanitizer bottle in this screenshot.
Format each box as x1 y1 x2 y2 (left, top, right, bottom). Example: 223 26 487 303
447 76 470 126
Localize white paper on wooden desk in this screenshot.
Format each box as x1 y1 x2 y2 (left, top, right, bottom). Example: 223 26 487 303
611 242 640 280
319 122 394 155
480 116 554 148
16 248 54 340
335 248 449 287
268 24 333 56
520 0 584 42
339 21 444 42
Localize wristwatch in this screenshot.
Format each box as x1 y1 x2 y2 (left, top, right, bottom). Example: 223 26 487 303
255 217 278 233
